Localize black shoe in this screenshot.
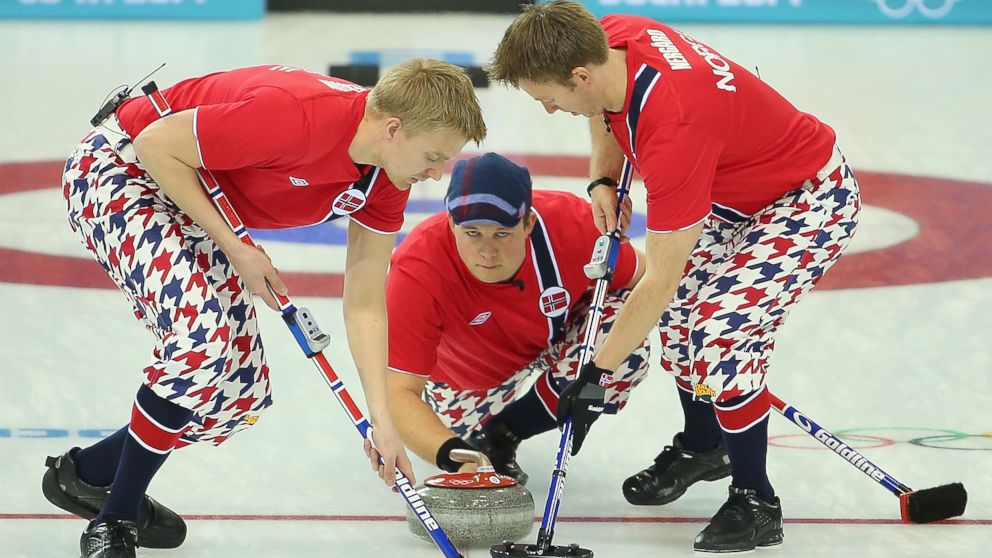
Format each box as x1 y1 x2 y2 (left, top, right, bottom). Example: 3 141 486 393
693 486 784 553
623 434 731 505
80 519 138 558
43 449 187 549
468 422 529 486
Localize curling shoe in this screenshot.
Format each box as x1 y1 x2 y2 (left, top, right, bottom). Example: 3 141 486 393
43 449 186 549
80 518 138 558
468 422 529 486
693 486 784 553
623 434 731 505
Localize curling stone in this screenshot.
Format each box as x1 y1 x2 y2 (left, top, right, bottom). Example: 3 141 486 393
407 449 534 548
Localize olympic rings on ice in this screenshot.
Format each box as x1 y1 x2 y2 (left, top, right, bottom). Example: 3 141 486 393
769 426 992 451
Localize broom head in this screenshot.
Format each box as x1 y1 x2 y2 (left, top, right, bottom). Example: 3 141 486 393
899 483 967 523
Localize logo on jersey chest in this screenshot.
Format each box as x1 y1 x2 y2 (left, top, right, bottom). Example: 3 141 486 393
539 287 570 318
331 188 368 216
289 176 310 187
469 311 492 326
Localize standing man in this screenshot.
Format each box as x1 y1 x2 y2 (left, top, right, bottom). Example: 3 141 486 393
386 153 650 484
489 2 860 552
47 60 485 558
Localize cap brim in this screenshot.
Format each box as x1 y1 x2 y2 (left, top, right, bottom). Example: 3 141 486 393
454 217 521 228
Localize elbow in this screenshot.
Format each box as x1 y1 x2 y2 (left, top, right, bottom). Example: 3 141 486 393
341 297 374 325
639 264 681 295
385 374 427 414
342 285 386 318
131 121 163 159
130 130 154 164
131 118 189 169
384 371 403 396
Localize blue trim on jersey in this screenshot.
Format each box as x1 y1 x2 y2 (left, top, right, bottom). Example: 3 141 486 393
626 65 662 160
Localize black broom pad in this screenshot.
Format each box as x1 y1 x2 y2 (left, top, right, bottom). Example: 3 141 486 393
903 482 968 523
491 542 594 557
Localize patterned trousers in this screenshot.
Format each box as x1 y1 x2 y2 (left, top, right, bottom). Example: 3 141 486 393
62 124 272 446
659 145 861 403
426 291 651 438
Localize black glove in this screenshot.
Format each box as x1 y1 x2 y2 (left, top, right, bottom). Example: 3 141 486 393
435 436 474 473
556 361 612 455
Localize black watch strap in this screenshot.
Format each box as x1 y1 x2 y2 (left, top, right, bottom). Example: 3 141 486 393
586 176 619 197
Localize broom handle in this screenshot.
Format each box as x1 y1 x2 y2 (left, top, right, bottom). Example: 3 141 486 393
770 392 912 496
536 159 634 553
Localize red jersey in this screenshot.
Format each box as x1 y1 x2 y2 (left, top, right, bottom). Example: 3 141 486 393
116 65 410 232
601 15 836 232
387 191 639 390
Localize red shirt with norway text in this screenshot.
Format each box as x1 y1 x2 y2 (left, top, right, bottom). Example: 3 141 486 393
601 15 836 232
386 190 639 390
116 65 410 232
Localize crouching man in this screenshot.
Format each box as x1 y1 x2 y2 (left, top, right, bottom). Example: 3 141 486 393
386 152 650 484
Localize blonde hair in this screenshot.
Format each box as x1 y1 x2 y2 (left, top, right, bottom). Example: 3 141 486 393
487 1 609 88
369 58 486 144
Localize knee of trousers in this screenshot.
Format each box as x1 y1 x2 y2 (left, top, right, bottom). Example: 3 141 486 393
551 288 651 382
545 330 650 385
536 341 650 417
680 345 769 402
422 380 519 437
144 333 264 408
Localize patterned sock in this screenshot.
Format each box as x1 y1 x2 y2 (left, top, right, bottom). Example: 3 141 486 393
494 387 557 440
677 385 723 453
714 387 775 503
95 385 192 524
73 426 129 487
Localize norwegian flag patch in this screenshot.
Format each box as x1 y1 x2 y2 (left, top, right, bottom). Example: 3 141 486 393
539 286 570 318
331 188 367 216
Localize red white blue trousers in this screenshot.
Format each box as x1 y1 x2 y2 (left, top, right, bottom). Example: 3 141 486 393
62 123 271 446
659 145 860 418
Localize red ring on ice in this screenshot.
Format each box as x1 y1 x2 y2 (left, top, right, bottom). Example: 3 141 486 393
2 156 991 295
768 433 896 450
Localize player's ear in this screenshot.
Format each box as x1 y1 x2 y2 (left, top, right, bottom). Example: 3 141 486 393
523 210 537 235
384 116 402 140
572 66 592 84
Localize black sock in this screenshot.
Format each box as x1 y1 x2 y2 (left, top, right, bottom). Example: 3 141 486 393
717 395 775 504
74 426 128 487
491 387 556 440
96 385 191 523
677 387 722 453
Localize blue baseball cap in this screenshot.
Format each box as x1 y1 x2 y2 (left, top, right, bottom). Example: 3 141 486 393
445 153 532 228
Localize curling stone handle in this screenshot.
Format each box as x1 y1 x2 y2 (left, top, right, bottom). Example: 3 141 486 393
448 448 496 472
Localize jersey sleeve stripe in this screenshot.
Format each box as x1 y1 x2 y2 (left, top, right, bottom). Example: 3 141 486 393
192 106 207 169
645 212 710 234
387 365 430 377
349 215 400 235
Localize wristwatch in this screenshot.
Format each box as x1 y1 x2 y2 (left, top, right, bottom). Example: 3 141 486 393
586 176 618 197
